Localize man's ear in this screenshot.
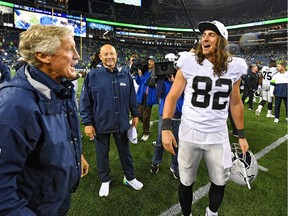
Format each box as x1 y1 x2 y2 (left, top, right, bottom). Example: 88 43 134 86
35 52 51 64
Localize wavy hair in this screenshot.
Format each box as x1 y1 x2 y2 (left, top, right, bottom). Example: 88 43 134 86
19 24 74 67
195 36 232 77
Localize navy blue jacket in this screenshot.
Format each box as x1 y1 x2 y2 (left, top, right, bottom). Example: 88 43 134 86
0 65 82 216
0 61 11 83
80 63 139 133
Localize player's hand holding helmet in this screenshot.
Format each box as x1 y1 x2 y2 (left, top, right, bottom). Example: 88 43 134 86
229 143 259 189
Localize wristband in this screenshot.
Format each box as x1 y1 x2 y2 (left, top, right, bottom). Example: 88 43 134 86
162 118 172 130
237 129 245 139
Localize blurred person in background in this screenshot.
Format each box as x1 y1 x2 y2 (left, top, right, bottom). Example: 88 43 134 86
129 53 140 93
0 24 89 216
255 59 277 117
13 56 27 72
150 73 183 179
134 56 158 142
270 62 288 123
89 48 101 70
241 64 259 111
80 44 143 197
0 60 11 84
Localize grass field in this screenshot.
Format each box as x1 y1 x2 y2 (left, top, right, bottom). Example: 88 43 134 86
67 77 287 216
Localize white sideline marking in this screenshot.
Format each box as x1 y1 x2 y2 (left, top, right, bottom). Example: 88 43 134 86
159 135 288 216
258 165 269 172
254 134 288 160
159 184 211 216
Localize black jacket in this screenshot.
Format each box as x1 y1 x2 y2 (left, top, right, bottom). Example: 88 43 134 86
245 69 259 90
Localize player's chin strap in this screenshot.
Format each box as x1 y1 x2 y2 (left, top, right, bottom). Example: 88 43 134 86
242 153 251 189
234 150 251 190
242 168 251 189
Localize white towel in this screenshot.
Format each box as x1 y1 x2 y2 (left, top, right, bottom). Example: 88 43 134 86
127 125 138 144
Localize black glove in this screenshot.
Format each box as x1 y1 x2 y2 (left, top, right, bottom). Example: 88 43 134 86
146 78 156 87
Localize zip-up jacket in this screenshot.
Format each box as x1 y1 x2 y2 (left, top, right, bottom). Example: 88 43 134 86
134 70 157 105
157 76 183 119
0 65 82 216
270 71 288 97
79 63 139 133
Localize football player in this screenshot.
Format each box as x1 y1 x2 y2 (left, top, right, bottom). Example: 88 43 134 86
161 21 249 216
255 59 278 117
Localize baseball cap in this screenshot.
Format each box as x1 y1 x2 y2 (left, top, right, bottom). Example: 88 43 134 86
147 56 157 62
198 20 228 40
165 53 177 61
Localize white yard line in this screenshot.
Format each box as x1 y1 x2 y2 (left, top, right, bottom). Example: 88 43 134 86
159 134 288 216
258 165 269 172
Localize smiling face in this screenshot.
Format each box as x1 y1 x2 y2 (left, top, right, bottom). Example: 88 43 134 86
201 30 219 60
148 59 155 70
277 63 285 73
99 44 117 71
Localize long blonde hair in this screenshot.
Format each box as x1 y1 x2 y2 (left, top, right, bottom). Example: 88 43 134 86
195 36 232 77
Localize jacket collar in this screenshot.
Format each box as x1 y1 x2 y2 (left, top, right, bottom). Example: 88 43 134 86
25 65 73 99
25 65 52 99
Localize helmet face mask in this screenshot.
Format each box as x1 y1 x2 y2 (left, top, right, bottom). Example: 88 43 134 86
254 89 261 98
229 143 259 189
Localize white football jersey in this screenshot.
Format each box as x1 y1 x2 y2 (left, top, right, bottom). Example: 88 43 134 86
260 66 277 89
177 52 247 133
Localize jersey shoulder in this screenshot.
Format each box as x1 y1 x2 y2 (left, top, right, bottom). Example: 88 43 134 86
228 57 248 75
230 57 247 68
260 66 269 72
176 51 196 69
